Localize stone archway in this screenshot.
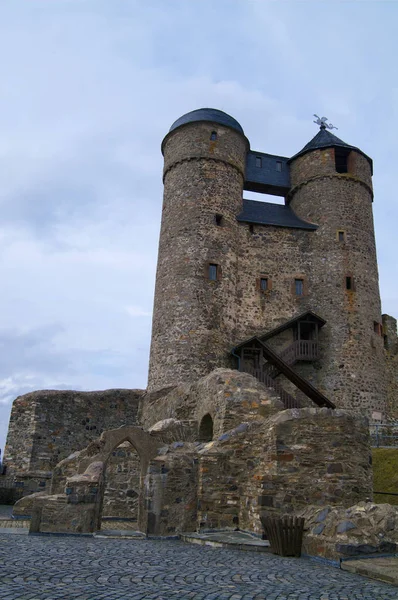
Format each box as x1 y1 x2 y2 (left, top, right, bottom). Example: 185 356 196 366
90 427 161 533
198 414 213 442
15 426 164 535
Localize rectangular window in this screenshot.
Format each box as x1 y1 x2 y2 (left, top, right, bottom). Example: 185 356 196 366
276 161 282 172
255 156 262 168
295 278 304 296
374 322 382 335
335 148 351 173
208 264 218 281
215 214 223 226
338 230 345 242
346 276 353 290
260 277 268 291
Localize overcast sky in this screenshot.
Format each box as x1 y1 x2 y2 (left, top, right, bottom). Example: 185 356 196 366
0 0 397 452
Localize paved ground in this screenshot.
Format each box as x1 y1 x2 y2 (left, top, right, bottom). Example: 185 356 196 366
342 556 398 586
1 534 398 600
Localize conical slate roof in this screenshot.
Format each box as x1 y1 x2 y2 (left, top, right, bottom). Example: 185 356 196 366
289 127 372 172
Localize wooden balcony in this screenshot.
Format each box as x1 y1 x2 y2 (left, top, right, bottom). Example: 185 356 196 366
294 340 319 361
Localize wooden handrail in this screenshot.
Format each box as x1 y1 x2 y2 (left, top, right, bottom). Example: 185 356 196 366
241 338 335 410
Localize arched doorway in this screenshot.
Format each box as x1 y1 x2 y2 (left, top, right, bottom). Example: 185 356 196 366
198 414 213 442
101 441 141 531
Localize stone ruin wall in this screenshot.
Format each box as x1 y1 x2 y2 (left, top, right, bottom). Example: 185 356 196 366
11 370 374 541
145 448 199 536
141 405 372 537
102 441 141 520
140 369 285 438
195 408 372 535
3 388 143 494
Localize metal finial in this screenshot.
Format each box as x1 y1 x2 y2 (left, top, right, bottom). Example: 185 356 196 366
313 114 338 130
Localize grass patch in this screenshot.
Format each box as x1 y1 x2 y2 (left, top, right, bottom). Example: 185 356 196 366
372 448 398 505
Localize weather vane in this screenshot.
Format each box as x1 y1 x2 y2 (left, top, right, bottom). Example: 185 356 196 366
313 114 338 130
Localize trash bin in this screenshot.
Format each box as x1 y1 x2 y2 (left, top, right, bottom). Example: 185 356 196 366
261 515 305 557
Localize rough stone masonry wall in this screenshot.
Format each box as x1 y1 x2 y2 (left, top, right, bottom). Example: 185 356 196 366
145 445 199 536
233 226 325 404
197 408 372 535
299 501 398 561
102 441 141 519
148 122 248 392
141 369 284 438
4 389 143 490
234 223 313 345
288 148 387 417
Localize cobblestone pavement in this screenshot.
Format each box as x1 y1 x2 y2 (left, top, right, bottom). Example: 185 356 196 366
1 534 398 600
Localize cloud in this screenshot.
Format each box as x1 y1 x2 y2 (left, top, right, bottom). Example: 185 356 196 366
0 0 397 453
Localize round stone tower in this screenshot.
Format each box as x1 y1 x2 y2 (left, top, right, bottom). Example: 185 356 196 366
288 125 387 417
148 109 249 392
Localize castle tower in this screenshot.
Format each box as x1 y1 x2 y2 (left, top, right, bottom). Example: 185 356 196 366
148 109 249 392
287 125 387 417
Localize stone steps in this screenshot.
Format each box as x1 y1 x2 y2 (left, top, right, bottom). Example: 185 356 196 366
94 529 146 539
181 531 271 553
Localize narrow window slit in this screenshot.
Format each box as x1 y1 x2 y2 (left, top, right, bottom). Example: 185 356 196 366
208 264 218 281
295 278 304 296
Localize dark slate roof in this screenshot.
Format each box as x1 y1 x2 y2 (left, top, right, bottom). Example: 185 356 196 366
259 311 326 342
169 108 244 135
237 199 318 230
289 127 373 171
233 311 326 350
245 151 290 196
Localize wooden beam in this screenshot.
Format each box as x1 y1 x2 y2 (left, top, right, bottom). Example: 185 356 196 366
255 338 336 409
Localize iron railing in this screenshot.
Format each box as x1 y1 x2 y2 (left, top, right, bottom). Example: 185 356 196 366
370 423 398 448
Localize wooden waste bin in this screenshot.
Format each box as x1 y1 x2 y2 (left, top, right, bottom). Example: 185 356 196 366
261 515 305 557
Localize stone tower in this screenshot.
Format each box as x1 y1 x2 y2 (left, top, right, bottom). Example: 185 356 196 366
288 127 387 415
148 109 249 391
148 108 387 419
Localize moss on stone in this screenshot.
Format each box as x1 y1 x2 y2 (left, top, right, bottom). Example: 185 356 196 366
372 448 398 506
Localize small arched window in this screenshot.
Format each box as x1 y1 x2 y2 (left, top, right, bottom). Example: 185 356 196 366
198 414 213 442
210 131 217 141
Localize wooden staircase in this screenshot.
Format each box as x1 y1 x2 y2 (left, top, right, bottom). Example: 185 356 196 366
233 312 335 410
244 365 300 409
